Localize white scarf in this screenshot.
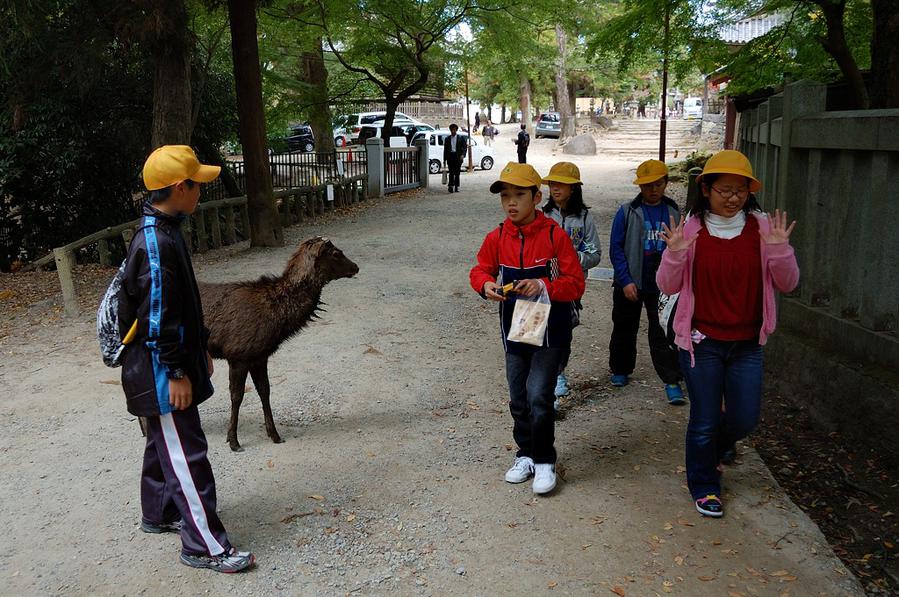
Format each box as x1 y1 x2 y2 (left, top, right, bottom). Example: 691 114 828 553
705 211 746 239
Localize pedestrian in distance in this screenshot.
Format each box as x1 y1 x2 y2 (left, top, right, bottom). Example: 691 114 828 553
119 145 255 573
608 159 686 404
443 123 467 193
470 162 585 495
474 112 481 133
483 120 495 146
514 124 530 164
656 150 799 518
540 162 601 413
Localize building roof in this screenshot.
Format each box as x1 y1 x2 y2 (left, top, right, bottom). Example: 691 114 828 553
719 12 785 44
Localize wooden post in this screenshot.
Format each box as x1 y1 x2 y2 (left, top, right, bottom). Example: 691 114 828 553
210 207 222 249
54 247 79 317
121 228 134 251
195 209 209 252
98 238 111 267
239 204 251 241
224 206 237 244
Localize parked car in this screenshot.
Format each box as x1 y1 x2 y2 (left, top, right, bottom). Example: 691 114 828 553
357 124 409 147
339 111 420 141
683 97 703 119
535 112 561 138
411 130 495 174
285 122 315 152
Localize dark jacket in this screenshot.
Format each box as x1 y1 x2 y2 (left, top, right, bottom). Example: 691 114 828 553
442 133 468 162
118 202 214 417
470 212 585 354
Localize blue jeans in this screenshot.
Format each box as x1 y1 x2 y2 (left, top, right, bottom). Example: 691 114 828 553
679 339 763 500
506 348 563 464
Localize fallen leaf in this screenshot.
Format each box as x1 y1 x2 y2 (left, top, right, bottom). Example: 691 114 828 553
581 543 592 550
548 581 558 589
281 511 316 523
504 444 514 451
99 379 121 385
698 575 717 581
266 459 274 469
610 587 626 596
363 346 383 355
345 514 356 522
771 570 790 577
780 576 797 582
676 518 696 527
0 290 14 300
591 516 606 525
663 580 674 592
674 555 684 566
308 494 325 501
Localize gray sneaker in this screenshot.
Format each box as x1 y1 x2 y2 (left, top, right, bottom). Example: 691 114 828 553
504 456 535 483
140 518 182 534
180 548 256 573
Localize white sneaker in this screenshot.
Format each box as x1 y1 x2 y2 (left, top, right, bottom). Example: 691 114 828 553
504 456 535 483
532 464 557 494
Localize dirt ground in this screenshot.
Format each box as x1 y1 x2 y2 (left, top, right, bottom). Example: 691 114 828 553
0 129 865 596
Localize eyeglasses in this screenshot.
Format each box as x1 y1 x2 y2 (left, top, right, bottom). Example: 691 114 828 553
711 186 749 199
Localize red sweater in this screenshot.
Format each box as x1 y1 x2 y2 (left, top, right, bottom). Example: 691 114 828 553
692 217 763 341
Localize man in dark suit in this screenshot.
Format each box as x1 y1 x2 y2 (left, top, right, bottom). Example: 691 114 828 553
442 123 468 193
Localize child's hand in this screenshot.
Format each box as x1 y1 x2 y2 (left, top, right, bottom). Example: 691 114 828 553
622 283 639 302
515 279 542 297
660 215 697 252
169 378 193 410
483 281 505 301
761 209 796 244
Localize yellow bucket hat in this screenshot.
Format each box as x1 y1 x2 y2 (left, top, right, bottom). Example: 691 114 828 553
696 150 762 192
633 159 669 185
489 162 543 193
143 145 221 191
542 162 582 185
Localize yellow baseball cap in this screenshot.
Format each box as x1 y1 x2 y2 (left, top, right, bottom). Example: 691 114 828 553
633 159 669 185
542 162 582 185
143 145 221 191
696 149 762 192
489 162 543 193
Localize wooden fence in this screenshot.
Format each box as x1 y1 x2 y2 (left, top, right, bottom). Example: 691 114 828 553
43 174 368 317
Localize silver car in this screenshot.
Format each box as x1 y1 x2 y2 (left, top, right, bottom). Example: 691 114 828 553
535 112 561 138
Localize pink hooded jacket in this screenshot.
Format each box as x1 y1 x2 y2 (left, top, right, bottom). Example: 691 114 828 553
655 212 800 365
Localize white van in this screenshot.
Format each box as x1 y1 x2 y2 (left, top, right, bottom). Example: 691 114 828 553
410 130 496 173
683 97 703 120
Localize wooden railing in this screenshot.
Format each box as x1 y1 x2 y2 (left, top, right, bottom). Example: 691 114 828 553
41 174 368 317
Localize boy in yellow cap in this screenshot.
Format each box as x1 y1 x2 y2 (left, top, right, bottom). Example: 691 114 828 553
470 162 585 495
608 159 685 404
118 145 255 572
540 162 601 409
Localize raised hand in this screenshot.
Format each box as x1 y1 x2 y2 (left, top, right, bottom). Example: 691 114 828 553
761 209 796 245
660 216 697 252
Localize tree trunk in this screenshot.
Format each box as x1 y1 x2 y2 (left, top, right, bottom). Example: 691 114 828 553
228 0 283 247
519 74 532 135
381 95 398 147
815 0 869 109
150 0 193 147
870 0 899 108
302 38 335 152
554 24 576 141
195 138 243 197
501 103 507 124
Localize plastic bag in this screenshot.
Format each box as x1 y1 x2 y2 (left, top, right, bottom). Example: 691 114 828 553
441 166 448 186
506 281 551 346
658 292 679 347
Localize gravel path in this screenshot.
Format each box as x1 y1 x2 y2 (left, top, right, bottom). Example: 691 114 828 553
0 132 863 596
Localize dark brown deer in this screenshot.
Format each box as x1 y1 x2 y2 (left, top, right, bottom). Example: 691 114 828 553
200 237 359 451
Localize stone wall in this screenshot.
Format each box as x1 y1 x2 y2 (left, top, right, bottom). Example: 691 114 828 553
698 113 726 151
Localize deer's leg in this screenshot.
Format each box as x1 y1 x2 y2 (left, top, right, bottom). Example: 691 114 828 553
227 361 250 452
249 360 282 444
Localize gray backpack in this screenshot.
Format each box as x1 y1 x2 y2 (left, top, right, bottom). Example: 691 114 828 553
97 260 129 367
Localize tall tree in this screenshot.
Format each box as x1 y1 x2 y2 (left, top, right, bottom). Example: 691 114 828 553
554 23 576 141
301 38 334 152
869 0 899 108
147 0 194 146
811 0 868 108
228 0 283 246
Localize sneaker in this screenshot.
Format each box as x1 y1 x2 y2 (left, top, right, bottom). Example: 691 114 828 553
180 547 256 573
665 383 686 405
532 464 557 494
504 456 535 484
720 443 737 465
554 373 570 398
140 518 182 534
695 494 724 517
610 374 629 387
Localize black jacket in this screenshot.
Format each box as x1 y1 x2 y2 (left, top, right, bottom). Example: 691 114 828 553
442 134 468 162
118 202 214 417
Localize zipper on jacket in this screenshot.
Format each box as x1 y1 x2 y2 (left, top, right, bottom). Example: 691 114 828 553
518 229 525 269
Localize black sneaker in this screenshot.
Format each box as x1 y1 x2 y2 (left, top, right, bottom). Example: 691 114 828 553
695 494 724 518
180 548 256 573
140 518 182 534
720 444 738 465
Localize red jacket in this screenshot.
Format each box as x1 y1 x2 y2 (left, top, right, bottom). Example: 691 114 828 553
470 211 585 353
